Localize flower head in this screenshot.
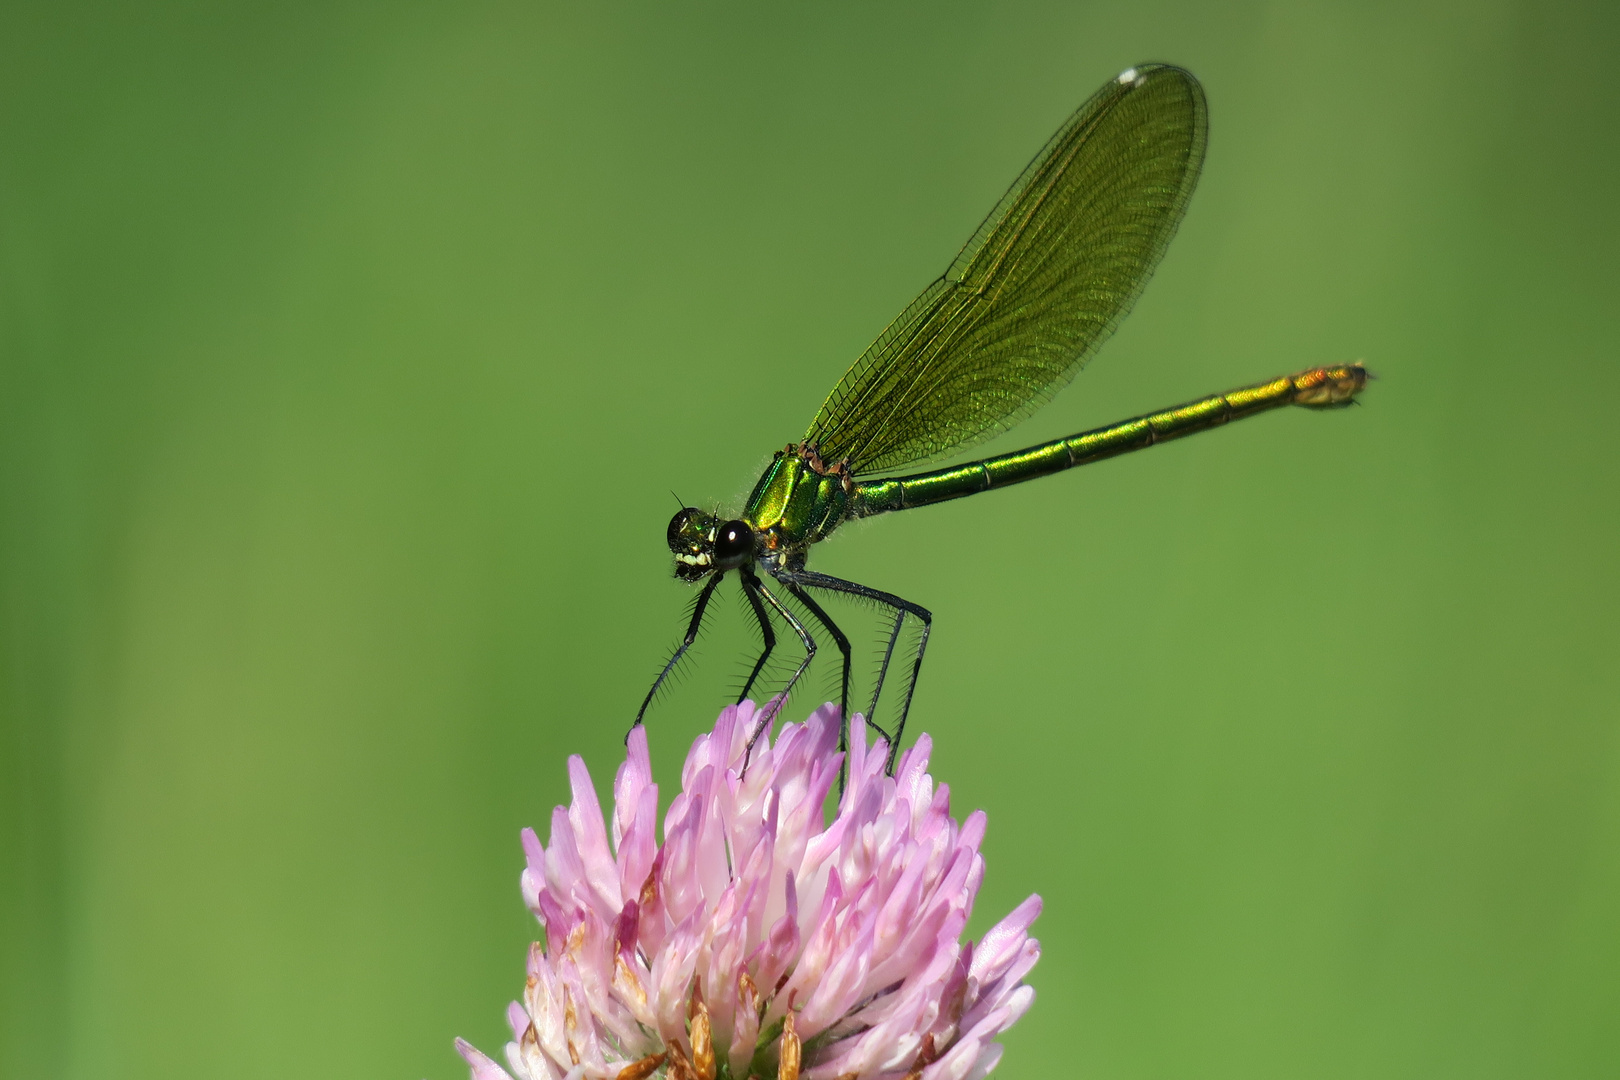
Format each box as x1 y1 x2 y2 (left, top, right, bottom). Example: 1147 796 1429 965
456 702 1040 1080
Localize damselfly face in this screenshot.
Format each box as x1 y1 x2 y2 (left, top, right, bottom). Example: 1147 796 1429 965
666 507 756 581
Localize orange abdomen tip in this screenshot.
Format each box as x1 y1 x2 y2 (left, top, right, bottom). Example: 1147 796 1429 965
1291 362 1369 408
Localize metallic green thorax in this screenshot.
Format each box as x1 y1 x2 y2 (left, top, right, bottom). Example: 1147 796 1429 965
744 363 1366 560
741 446 855 563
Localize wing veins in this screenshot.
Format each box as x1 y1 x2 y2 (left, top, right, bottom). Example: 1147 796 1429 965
805 64 1208 475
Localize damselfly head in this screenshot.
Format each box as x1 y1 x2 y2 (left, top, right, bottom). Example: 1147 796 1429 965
666 507 756 581
667 507 719 581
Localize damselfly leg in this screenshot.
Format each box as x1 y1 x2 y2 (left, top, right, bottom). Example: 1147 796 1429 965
782 581 855 752
776 568 932 774
740 568 816 770
633 572 723 733
736 569 777 705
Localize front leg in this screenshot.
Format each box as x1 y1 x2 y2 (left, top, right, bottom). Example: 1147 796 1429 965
632 572 724 738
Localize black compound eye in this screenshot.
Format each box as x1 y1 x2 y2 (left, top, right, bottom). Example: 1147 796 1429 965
667 508 702 552
715 520 754 563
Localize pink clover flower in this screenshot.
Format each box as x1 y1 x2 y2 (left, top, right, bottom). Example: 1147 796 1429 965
456 702 1040 1080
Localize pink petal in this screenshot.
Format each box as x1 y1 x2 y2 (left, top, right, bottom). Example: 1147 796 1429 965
658 793 707 926
612 725 653 849
893 732 934 809
727 972 762 1080
521 828 546 915
957 809 987 853
748 871 800 992
615 785 658 907
523 946 570 1069
797 923 873 1037
962 1042 1005 1080
544 807 588 902
921 1033 985 1080
457 1038 517 1080
568 756 623 911
507 1025 563 1080
970 895 1040 985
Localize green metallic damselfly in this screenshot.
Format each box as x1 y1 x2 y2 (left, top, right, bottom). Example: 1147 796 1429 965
636 64 1366 768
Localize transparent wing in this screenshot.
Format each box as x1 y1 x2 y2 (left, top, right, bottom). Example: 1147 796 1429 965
806 64 1207 475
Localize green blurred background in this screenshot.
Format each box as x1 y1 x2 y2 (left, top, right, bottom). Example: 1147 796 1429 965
3 1 1617 1077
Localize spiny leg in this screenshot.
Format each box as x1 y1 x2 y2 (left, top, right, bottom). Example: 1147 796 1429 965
892 621 930 773
740 570 816 774
783 581 855 755
631 571 723 738
776 568 931 774
786 581 889 797
736 569 777 704
870 607 906 732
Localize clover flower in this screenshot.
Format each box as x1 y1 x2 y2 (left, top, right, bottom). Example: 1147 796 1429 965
455 702 1040 1080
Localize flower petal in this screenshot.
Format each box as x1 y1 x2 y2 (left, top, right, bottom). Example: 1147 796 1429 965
457 1038 518 1080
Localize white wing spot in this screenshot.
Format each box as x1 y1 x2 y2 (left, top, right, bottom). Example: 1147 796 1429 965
1117 67 1141 86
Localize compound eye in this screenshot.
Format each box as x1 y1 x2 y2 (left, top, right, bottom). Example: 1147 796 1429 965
715 520 754 563
667 508 702 552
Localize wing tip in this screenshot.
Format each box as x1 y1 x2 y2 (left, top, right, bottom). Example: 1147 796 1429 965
1117 62 1200 90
